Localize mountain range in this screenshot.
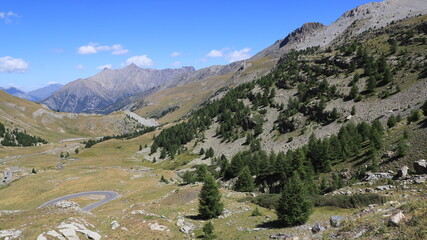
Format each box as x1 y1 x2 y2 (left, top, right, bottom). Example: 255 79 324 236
0 83 63 102
40 0 427 117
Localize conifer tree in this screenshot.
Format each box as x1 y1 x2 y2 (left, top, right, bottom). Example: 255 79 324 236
366 76 377 93
202 221 216 239
205 147 214 158
349 84 359 100
396 139 408 158
387 115 397 128
234 166 255 192
199 174 224 219
276 173 313 226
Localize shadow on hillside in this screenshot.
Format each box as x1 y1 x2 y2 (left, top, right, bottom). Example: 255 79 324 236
256 220 284 229
419 119 427 128
185 214 204 220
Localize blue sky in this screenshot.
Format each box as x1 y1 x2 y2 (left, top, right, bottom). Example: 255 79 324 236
0 0 380 91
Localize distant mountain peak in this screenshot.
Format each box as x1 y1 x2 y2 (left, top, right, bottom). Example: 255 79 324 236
42 64 196 113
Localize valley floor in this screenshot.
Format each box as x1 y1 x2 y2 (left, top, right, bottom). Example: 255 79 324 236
0 123 426 240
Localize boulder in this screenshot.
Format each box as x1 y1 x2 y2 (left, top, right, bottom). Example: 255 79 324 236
311 223 325 234
414 159 427 174
111 220 120 230
389 211 405 226
148 221 168 231
180 223 195 234
340 169 352 180
46 230 66 240
330 215 344 227
37 234 48 240
76 229 101 240
58 228 79 240
395 166 409 179
269 233 298 239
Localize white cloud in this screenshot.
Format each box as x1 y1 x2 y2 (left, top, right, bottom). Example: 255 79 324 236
111 44 128 55
96 64 113 70
225 48 251 62
125 55 154 67
75 64 85 70
207 49 223 58
0 11 18 23
171 61 181 67
170 52 181 57
77 43 129 55
77 43 97 54
0 56 29 73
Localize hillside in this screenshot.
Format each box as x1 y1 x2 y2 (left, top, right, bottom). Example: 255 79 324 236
0 90 145 141
132 0 427 124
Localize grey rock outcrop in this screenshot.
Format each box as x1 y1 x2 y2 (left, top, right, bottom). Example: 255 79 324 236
330 215 345 227
414 159 427 174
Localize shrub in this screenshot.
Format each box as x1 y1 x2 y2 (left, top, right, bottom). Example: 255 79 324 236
251 207 262 216
408 110 421 122
160 175 169 184
314 194 387 208
251 194 281 209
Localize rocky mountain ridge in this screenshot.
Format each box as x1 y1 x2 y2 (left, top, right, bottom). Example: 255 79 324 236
41 65 195 113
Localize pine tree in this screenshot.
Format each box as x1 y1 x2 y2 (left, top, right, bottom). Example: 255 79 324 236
276 173 313 226
205 147 214 158
396 139 408 158
387 115 397 128
199 148 205 155
199 174 224 219
366 76 377 93
349 84 359 100
202 221 216 239
139 145 143 151
234 166 255 192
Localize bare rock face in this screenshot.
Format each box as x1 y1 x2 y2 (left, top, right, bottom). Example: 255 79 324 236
414 159 427 174
279 22 325 48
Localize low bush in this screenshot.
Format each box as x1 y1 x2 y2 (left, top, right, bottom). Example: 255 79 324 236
314 193 387 208
251 194 281 209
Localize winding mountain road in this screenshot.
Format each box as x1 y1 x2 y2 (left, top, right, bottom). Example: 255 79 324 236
37 191 120 211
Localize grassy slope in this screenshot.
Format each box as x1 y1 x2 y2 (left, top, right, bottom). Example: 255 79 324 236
0 90 139 141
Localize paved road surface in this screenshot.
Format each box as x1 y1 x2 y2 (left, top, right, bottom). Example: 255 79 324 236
37 191 120 211
0 171 12 186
